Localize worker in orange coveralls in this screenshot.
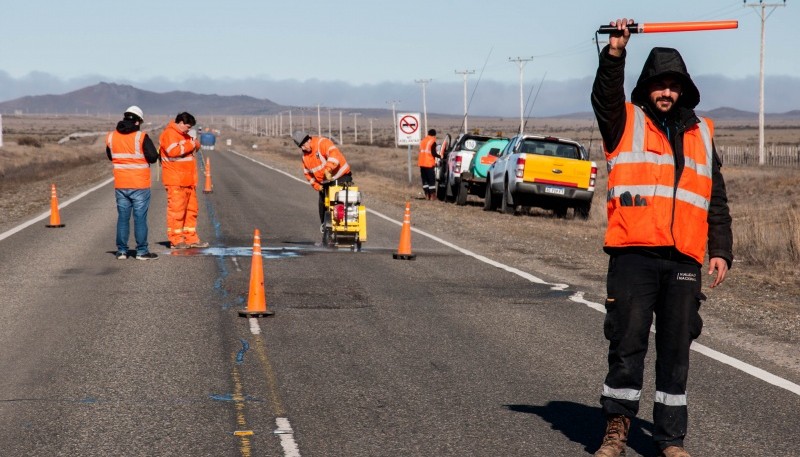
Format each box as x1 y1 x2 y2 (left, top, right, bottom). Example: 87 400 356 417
159 112 209 249
292 130 353 224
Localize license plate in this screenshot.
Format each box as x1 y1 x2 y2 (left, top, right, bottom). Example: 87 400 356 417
544 186 565 195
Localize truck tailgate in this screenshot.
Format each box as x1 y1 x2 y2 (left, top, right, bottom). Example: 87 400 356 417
522 154 593 189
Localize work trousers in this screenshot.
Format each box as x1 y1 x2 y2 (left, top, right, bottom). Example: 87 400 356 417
420 167 436 196
165 185 200 245
600 252 704 450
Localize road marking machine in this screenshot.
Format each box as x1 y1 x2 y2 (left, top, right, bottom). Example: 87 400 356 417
322 181 367 251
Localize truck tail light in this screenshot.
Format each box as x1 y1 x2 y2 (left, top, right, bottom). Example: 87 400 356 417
515 157 525 179
454 155 462 174
589 165 597 190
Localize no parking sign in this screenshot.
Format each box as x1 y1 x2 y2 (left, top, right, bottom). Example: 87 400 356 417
397 113 421 146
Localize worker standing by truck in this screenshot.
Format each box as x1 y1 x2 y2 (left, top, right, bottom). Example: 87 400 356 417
591 18 733 457
159 112 209 250
292 131 352 225
418 129 439 200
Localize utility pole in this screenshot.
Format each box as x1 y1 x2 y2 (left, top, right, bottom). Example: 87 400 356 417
387 99 400 148
509 57 534 134
317 104 322 137
327 108 332 137
289 110 293 134
744 0 787 165
455 69 475 133
369 118 374 144
351 113 362 143
415 79 431 132
339 111 343 145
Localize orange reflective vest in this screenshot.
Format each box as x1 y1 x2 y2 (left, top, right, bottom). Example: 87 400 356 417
302 136 351 191
159 120 200 187
418 135 437 168
605 103 714 264
107 130 150 189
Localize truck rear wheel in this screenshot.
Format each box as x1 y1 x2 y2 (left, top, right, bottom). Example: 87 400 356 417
483 180 498 211
455 180 468 206
575 201 592 220
501 182 515 215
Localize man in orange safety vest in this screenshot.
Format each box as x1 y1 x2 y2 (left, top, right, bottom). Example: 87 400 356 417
590 18 733 457
418 129 439 200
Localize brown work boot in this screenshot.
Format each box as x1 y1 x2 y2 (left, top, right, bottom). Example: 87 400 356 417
594 415 631 457
661 445 691 457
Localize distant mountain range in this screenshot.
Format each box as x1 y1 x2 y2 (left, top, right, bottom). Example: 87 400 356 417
1 82 799 121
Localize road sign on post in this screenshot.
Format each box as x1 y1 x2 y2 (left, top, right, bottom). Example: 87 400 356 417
397 113 421 146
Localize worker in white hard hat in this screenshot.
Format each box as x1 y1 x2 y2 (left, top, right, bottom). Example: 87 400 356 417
105 105 160 260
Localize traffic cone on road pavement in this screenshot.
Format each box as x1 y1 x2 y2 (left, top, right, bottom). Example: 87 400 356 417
203 157 213 194
238 229 274 318
392 202 416 260
45 183 65 228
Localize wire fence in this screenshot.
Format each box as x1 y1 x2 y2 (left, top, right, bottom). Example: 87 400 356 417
586 143 800 168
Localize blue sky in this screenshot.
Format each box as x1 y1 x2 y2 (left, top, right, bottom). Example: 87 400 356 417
1 1 798 116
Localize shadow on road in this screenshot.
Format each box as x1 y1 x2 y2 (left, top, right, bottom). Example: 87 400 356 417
505 401 657 456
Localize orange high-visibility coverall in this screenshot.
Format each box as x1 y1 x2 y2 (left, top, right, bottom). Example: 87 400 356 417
159 121 201 245
301 136 351 191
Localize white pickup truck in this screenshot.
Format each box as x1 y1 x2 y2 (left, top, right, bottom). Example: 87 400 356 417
484 134 597 218
435 133 501 204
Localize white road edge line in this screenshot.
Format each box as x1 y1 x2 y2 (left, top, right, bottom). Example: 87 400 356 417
274 417 301 457
0 177 114 242
230 150 800 397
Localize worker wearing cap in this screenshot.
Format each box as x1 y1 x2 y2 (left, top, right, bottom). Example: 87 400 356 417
292 131 352 224
418 129 439 200
159 112 208 249
590 19 733 457
106 105 160 260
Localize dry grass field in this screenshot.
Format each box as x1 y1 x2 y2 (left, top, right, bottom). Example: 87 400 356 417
1 114 798 371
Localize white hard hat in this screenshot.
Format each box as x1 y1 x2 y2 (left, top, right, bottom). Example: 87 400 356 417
124 105 144 121
292 130 310 147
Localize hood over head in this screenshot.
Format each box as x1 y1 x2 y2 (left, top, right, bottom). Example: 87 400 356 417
631 47 700 110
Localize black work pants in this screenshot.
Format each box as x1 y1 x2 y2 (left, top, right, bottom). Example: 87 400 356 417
600 252 704 450
318 173 353 223
420 167 436 196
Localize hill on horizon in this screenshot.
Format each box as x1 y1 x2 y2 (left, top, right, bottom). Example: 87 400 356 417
1 82 800 121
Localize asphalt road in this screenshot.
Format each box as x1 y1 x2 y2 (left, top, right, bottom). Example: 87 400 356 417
0 148 798 456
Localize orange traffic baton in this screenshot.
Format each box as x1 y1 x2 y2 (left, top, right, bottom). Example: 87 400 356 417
203 157 213 194
597 20 738 34
239 229 274 318
45 183 65 228
393 202 416 260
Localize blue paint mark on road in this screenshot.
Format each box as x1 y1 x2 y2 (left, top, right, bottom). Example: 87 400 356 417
236 339 249 364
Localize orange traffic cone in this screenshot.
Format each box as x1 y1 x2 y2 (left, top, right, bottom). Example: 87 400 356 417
203 157 213 194
393 202 416 260
238 229 274 317
45 183 65 228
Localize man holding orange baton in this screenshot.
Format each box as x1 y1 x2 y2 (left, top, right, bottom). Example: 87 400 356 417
591 18 734 457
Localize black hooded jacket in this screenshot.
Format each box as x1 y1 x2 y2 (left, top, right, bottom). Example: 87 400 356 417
591 45 733 267
105 118 159 164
